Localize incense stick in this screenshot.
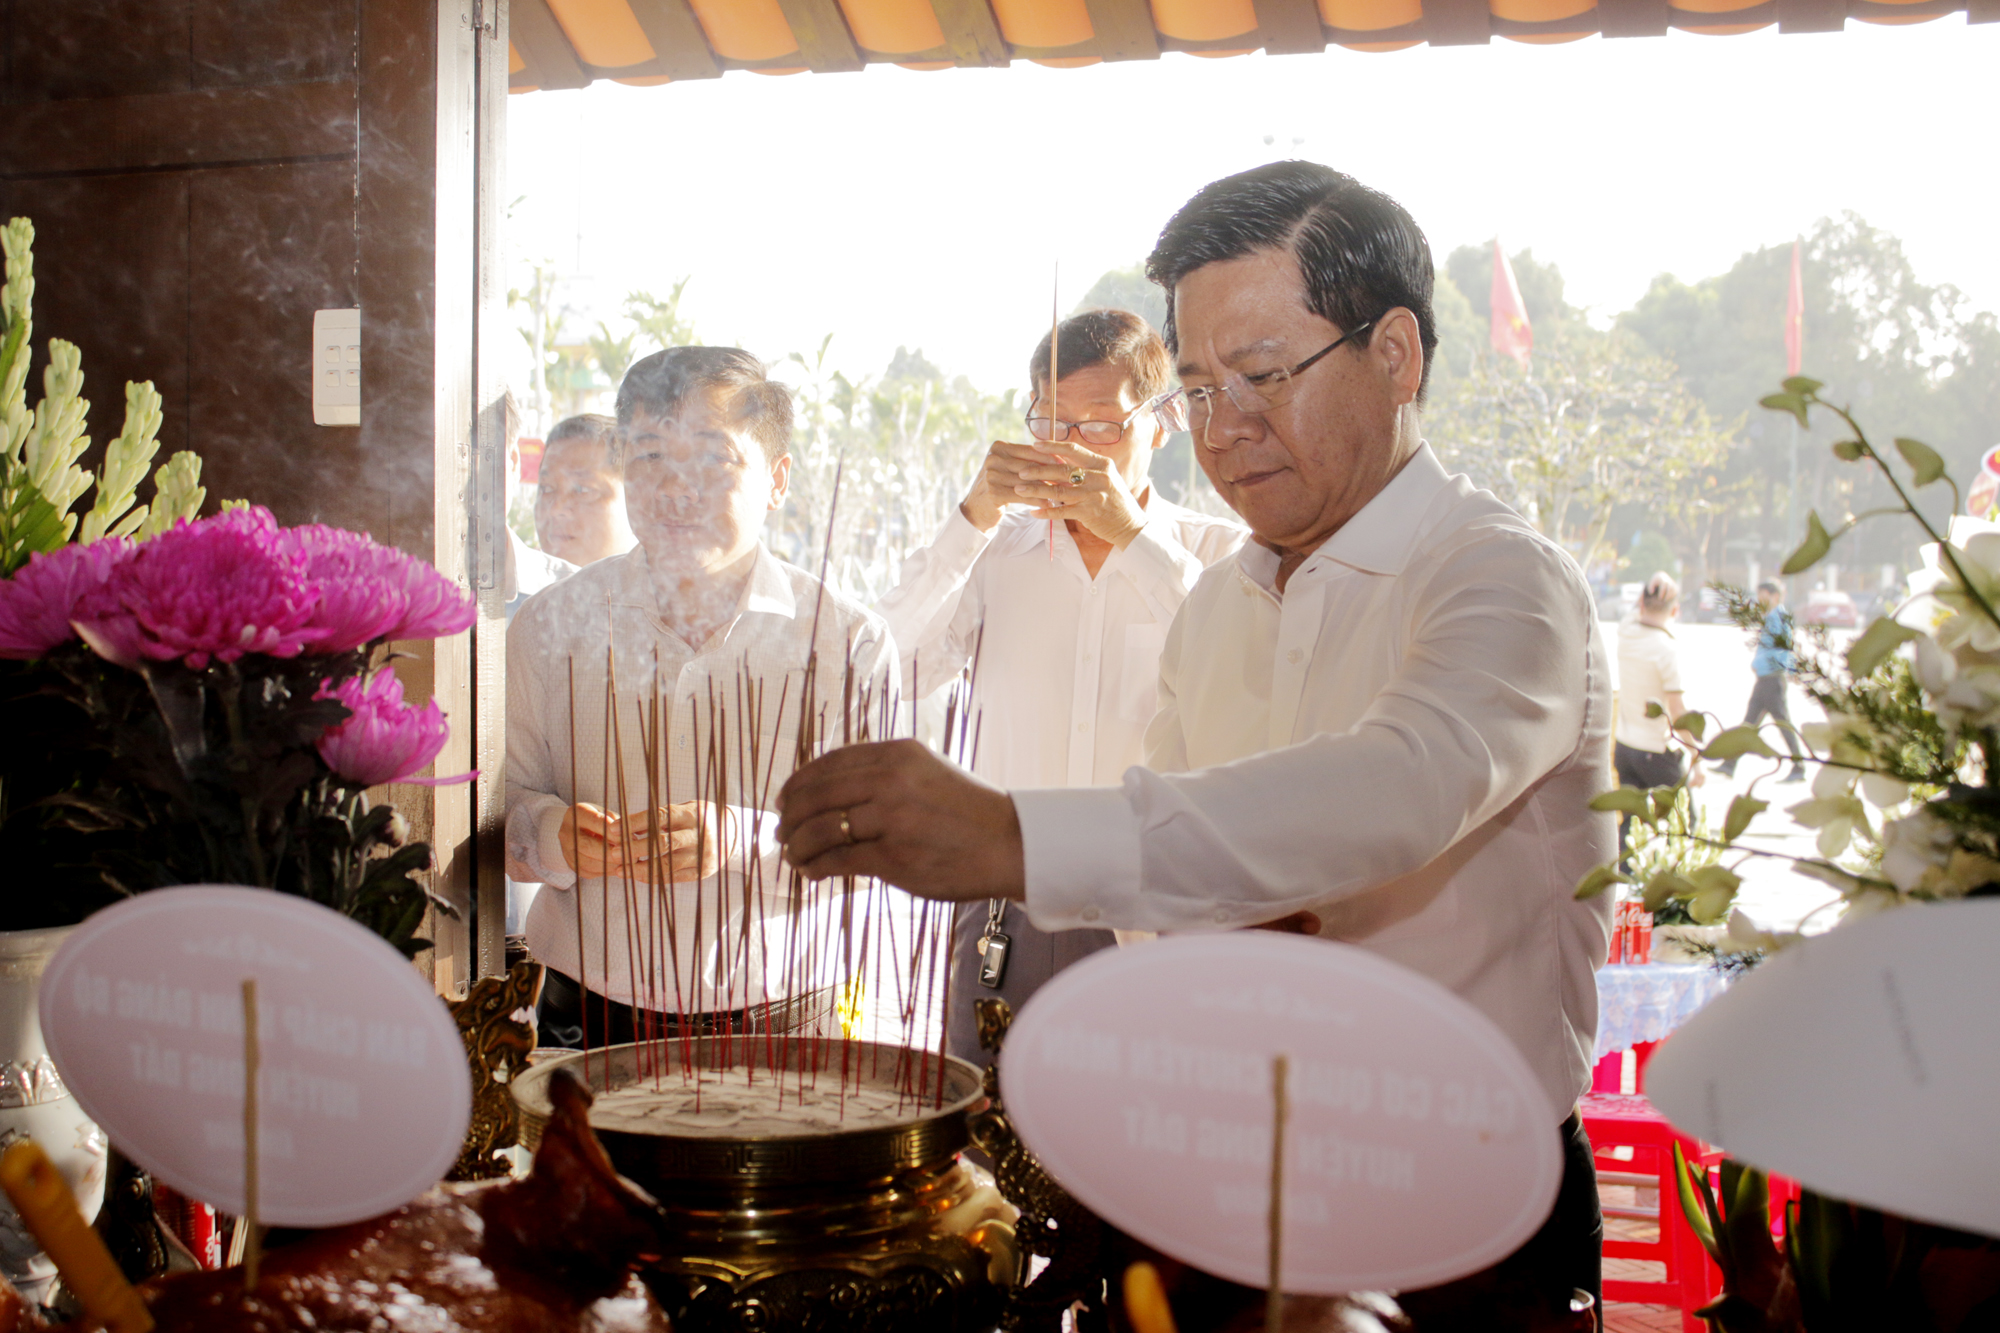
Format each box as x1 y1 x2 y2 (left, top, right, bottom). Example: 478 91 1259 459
242 978 262 1292
1048 262 1060 562
1266 1053 1289 1333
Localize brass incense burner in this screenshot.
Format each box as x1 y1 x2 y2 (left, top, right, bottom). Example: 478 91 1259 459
513 1036 1020 1333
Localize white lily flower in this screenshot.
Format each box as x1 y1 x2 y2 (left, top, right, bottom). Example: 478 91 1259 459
1911 531 2000 654
1858 770 1911 808
1812 762 1858 800
1879 807 1957 893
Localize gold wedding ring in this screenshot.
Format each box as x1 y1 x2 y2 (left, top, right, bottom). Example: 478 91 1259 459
837 810 855 845
1069 468 1087 485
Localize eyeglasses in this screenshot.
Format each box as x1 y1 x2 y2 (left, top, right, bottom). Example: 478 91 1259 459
1165 321 1375 432
1025 390 1190 446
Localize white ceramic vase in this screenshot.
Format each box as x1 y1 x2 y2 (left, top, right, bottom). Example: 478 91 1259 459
0 926 106 1305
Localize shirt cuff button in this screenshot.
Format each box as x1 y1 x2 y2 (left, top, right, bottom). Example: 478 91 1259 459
1081 907 1102 922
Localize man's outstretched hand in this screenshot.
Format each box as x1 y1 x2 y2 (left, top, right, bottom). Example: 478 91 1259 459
776 739 1026 902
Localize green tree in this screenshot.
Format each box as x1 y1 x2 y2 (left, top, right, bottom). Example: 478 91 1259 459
1618 213 1999 583
775 338 1020 603
625 278 698 354
1426 329 1739 574
1071 264 1168 335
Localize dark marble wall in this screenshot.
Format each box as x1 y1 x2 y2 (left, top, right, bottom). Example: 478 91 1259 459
0 0 440 551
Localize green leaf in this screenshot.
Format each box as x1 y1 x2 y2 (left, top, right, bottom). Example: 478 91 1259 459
1781 510 1833 576
1674 1142 1722 1262
1650 786 1682 823
1588 787 1653 818
1846 616 1921 678
1644 700 1665 718
1688 865 1744 895
1673 711 1708 743
1761 392 1809 427
1574 865 1632 901
1781 375 1824 396
1642 870 1697 914
1894 437 1946 487
1831 440 1865 462
1703 726 1778 762
1723 795 1768 842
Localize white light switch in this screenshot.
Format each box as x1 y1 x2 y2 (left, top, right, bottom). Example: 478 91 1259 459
313 308 360 426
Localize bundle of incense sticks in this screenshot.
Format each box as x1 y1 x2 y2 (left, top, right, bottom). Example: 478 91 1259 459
558 472 983 1121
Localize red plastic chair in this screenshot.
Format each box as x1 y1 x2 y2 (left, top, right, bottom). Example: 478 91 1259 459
1581 1090 1723 1333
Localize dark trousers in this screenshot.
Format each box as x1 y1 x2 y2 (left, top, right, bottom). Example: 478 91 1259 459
1398 1112 1603 1328
944 900 1116 1064
1613 742 1685 861
1744 673 1805 760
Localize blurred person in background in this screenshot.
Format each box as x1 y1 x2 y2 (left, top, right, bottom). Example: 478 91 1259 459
535 413 637 569
1715 579 1807 782
504 394 578 622
874 308 1244 1063
1615 573 1702 859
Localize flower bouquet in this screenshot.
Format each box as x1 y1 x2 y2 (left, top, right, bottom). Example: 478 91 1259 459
1579 376 2000 1332
0 214 476 956
0 507 475 954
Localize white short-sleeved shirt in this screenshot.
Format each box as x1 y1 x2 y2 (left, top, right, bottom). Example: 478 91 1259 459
1616 620 1683 754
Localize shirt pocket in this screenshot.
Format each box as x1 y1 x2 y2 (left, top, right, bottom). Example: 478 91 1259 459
1117 622 1171 723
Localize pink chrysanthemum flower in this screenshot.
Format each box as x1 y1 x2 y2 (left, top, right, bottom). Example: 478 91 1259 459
283 524 414 653
317 667 468 786
0 539 134 660
77 507 328 669
381 559 476 642
284 523 474 647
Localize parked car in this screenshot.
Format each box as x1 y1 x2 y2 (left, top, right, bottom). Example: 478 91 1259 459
1799 590 1860 629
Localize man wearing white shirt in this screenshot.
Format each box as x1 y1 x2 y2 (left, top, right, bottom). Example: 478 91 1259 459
876 309 1243 1059
507 346 895 1049
777 163 1614 1311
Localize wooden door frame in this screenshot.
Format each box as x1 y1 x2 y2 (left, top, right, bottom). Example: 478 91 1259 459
359 0 510 991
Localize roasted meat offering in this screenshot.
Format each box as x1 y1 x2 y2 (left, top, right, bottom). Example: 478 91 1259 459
43 1070 672 1333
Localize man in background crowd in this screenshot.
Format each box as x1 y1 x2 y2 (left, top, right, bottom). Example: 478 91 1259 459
506 347 895 1049
1715 578 1806 782
875 308 1243 1062
535 413 637 569
503 395 578 622
1616 573 1702 861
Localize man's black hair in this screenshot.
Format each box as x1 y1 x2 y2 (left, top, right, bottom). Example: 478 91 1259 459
613 346 793 465
1145 161 1439 404
1027 308 1174 404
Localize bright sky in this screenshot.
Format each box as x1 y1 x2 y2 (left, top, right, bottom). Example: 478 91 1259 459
504 16 2000 399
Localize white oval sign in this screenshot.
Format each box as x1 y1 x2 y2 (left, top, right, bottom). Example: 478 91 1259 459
1000 934 1561 1294
1646 899 2000 1238
41 886 470 1227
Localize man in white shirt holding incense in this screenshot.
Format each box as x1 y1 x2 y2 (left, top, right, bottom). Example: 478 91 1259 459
506 346 895 1050
876 308 1243 1061
776 163 1614 1310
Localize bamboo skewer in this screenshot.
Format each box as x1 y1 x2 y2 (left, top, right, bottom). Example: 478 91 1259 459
242 978 263 1292
1267 1053 1290 1333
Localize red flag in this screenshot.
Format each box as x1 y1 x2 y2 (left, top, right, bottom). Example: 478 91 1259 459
1490 240 1532 366
1785 240 1803 377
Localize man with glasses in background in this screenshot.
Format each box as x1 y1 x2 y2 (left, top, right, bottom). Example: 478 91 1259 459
782 163 1614 1317
875 307 1244 1063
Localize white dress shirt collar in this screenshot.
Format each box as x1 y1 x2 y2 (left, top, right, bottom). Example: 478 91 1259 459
1238 443 1450 596
635 542 800 642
